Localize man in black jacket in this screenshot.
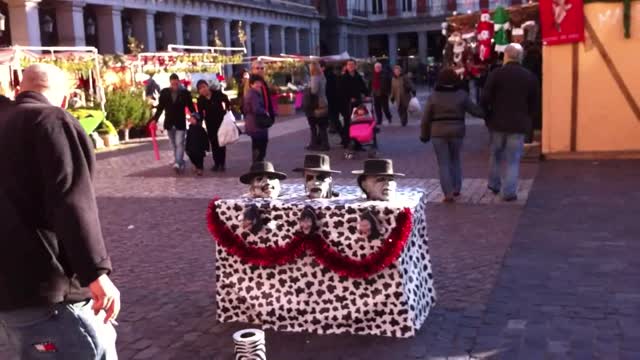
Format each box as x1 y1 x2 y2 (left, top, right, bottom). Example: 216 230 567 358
320 61 342 135
338 59 369 147
150 73 198 174
481 43 540 201
0 64 120 358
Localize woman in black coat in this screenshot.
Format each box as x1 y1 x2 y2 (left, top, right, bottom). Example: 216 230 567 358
197 80 231 172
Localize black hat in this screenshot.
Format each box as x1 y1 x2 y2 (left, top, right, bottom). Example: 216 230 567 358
351 159 405 177
240 161 288 184
293 154 341 174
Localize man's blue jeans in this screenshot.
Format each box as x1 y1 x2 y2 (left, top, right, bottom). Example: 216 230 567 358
168 128 186 168
0 300 117 359
432 137 464 197
488 131 525 199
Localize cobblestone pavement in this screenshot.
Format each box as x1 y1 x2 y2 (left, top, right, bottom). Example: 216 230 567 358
3 103 638 359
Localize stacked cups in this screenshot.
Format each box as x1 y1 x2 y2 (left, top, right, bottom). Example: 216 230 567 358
233 329 266 360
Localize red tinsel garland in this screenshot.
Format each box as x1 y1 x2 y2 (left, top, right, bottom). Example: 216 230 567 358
207 198 413 279
207 199 307 266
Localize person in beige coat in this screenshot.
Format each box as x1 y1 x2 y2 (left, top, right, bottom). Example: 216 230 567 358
390 65 415 126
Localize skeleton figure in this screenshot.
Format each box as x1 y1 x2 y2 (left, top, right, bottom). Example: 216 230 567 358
359 175 398 201
249 175 282 199
239 161 287 199
353 159 405 201
553 0 573 32
293 154 341 199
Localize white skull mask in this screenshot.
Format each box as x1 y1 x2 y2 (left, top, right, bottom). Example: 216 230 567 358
361 175 397 201
305 170 332 199
249 174 282 199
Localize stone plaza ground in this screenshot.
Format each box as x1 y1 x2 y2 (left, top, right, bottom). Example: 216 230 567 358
2 98 639 359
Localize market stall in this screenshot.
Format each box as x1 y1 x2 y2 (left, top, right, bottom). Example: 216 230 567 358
208 184 436 337
442 3 540 79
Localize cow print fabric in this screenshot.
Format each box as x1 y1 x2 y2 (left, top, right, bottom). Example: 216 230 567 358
214 185 436 337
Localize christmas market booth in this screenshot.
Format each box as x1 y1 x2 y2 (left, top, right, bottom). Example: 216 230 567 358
541 0 640 155
4 46 121 148
442 3 540 81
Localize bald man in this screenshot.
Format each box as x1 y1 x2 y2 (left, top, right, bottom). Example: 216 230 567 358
0 64 120 359
481 43 540 202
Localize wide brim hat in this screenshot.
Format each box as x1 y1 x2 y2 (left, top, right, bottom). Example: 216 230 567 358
293 154 341 174
240 161 288 184
352 159 405 177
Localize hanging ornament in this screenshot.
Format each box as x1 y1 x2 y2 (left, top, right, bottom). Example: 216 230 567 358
476 9 494 62
492 6 511 53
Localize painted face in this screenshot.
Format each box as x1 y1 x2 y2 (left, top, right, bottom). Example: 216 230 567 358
358 218 372 237
300 217 314 235
361 175 397 201
305 171 332 199
249 175 282 199
374 63 382 73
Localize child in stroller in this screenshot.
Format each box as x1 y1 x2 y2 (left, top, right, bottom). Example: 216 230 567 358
345 102 379 159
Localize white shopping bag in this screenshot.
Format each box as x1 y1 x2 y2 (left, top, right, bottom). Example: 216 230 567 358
408 96 422 114
218 111 240 147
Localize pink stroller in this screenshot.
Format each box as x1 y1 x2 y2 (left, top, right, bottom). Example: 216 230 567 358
345 101 378 159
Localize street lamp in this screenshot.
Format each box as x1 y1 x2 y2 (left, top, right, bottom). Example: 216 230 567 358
41 14 54 34
85 17 96 37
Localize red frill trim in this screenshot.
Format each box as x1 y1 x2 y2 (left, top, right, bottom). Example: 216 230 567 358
207 198 413 279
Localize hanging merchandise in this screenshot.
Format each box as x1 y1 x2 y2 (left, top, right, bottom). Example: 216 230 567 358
476 10 494 62
492 6 511 52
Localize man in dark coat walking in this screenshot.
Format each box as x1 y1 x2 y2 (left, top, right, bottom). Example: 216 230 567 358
320 60 342 135
0 64 120 359
369 62 393 125
338 59 369 147
149 73 198 174
481 43 540 201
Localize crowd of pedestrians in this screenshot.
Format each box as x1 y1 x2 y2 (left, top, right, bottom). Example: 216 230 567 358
0 41 540 358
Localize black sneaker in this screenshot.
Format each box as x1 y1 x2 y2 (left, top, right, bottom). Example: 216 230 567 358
503 195 518 202
488 186 500 195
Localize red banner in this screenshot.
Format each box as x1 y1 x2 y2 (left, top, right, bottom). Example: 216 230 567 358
539 0 585 45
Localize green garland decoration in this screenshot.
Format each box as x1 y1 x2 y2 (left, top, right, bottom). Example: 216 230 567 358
585 0 634 38
20 56 95 75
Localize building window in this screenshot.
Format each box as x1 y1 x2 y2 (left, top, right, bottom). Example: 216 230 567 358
402 0 414 12
371 0 384 15
350 0 367 17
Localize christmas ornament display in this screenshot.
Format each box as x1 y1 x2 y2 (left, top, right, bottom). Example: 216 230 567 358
476 10 494 62
492 6 511 52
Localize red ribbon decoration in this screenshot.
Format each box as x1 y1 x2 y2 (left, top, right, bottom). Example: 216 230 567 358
207 199 413 279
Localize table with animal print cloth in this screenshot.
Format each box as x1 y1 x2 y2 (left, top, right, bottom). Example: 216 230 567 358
207 185 436 337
